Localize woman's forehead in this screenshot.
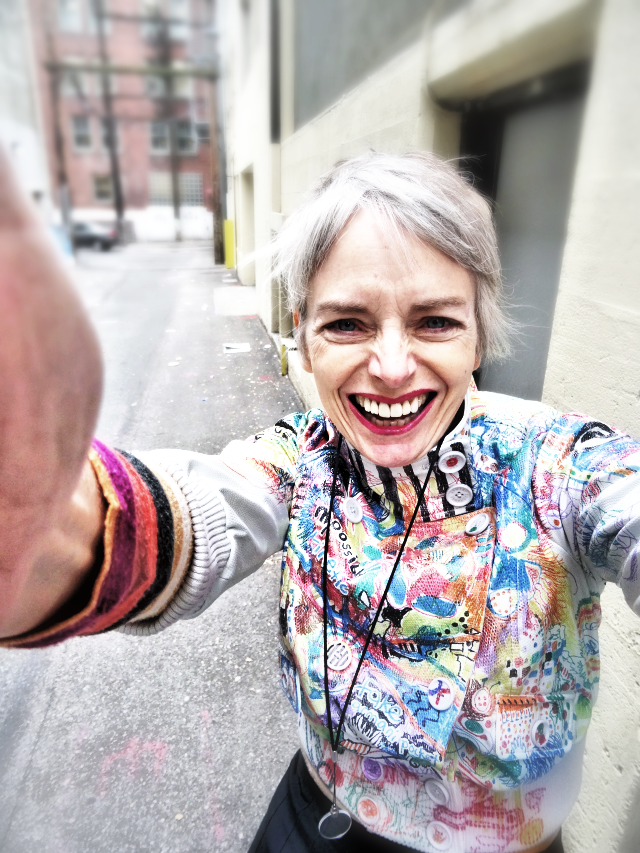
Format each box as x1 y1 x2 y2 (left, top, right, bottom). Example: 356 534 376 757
308 214 475 313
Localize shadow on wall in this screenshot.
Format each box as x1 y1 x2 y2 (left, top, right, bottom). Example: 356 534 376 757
619 779 640 853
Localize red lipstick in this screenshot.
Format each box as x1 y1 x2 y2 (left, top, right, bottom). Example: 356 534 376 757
346 391 436 436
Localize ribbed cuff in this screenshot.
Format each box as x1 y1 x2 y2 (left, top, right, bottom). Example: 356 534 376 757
118 460 231 635
2 441 159 648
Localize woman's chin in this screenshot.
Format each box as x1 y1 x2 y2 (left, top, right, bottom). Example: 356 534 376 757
345 429 429 468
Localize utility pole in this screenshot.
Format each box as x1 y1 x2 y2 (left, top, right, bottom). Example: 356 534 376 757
208 78 224 262
206 2 226 264
152 9 182 242
44 4 72 238
92 0 125 241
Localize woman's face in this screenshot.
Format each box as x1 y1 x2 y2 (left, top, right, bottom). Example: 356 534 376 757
298 211 480 468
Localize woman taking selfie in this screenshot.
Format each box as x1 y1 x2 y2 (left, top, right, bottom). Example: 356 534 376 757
0 151 638 853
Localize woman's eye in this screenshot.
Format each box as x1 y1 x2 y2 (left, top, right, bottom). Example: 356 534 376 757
424 317 449 330
334 319 358 332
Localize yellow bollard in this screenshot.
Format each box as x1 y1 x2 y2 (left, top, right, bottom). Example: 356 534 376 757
224 220 235 269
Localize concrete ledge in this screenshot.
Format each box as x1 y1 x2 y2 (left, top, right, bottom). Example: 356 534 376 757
287 349 323 411
428 0 598 102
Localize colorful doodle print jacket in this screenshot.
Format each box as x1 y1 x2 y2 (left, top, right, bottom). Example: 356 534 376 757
5 388 640 853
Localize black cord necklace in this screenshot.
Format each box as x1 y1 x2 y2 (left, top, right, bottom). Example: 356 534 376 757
318 432 446 840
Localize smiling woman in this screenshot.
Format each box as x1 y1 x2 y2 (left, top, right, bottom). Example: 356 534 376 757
1 150 639 853
271 152 511 366
298 210 480 467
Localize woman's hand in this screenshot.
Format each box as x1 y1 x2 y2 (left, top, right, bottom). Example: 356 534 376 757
0 147 104 638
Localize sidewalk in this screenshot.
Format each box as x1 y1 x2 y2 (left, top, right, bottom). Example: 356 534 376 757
0 242 302 853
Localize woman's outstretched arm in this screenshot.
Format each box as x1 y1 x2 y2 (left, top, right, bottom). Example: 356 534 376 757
0 148 300 646
0 147 104 638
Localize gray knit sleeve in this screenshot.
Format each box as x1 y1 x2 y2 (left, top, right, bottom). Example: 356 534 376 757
118 447 292 636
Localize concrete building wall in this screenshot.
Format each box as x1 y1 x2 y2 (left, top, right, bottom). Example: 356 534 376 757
223 0 278 323
293 0 432 129
280 40 460 215
221 3 640 846
0 0 50 210
542 2 640 848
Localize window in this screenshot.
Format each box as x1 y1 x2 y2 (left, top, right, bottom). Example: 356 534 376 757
72 115 92 150
176 119 196 155
179 172 203 205
145 68 166 99
57 0 83 32
141 0 162 40
93 174 113 201
61 58 88 97
168 0 190 41
149 171 172 205
149 121 170 154
172 62 193 99
196 122 210 143
148 171 203 206
101 117 119 151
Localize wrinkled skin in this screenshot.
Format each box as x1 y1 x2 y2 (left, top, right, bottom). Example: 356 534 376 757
0 148 104 638
298 210 480 468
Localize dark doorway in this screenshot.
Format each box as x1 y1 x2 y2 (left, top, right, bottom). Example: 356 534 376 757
459 64 589 400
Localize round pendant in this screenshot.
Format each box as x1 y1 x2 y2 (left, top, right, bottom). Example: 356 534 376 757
327 641 352 671
318 805 352 839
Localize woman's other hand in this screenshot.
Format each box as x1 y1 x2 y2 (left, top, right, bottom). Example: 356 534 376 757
0 147 103 638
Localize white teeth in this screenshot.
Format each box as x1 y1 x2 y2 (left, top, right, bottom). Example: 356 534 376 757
356 394 431 419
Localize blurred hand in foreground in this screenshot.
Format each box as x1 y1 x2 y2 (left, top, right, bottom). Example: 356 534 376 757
0 147 104 638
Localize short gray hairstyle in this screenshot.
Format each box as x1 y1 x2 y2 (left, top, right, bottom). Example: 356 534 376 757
270 150 511 362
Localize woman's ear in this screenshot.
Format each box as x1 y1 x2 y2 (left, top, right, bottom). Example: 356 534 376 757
293 310 313 373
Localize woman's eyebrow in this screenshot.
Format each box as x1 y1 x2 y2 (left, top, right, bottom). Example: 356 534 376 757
314 300 370 315
411 297 468 311
315 296 468 314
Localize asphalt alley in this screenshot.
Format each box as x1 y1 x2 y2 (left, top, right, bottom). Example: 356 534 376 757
0 242 302 853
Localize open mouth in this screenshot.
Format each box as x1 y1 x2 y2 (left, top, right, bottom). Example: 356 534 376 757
348 391 437 431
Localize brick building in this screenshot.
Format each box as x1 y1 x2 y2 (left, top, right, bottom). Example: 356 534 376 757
28 0 219 240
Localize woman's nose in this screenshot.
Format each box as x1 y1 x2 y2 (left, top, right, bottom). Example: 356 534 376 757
368 329 416 388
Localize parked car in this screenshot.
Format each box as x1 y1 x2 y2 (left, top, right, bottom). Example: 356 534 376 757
72 222 117 251
49 224 76 268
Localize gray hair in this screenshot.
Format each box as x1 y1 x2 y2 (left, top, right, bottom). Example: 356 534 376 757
270 150 511 362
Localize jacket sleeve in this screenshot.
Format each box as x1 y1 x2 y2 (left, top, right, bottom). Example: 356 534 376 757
535 415 640 615
3 414 311 648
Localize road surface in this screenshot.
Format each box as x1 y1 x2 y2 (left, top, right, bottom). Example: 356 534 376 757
0 242 303 853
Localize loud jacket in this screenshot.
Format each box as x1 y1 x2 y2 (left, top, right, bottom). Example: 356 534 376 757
6 388 640 853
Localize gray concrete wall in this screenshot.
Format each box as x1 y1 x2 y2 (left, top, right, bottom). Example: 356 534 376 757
293 0 433 128
542 3 640 846
276 3 640 849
